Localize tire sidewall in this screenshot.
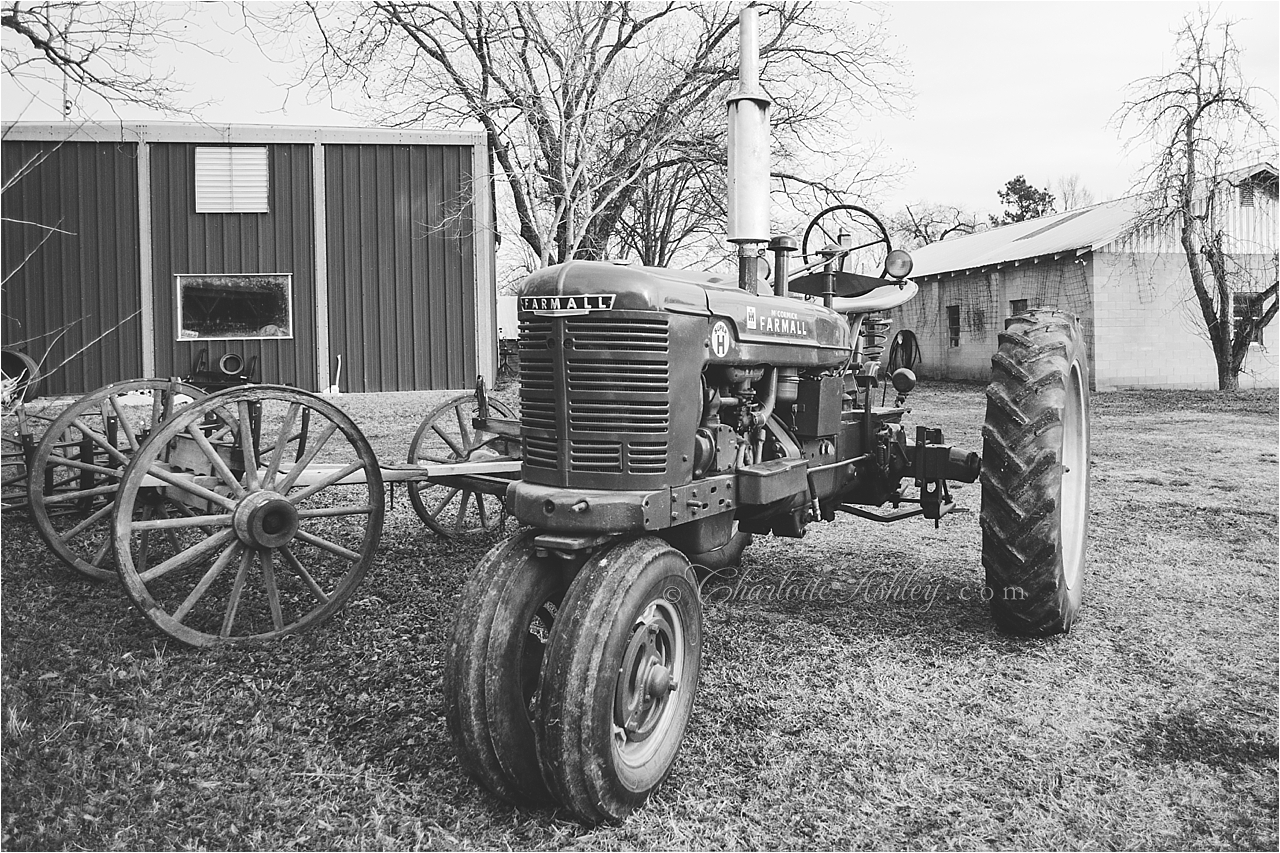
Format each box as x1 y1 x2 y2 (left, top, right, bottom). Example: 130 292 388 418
483 539 573 800
595 559 701 798
538 537 702 821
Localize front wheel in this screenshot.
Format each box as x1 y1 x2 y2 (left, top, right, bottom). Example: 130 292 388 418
443 531 576 805
536 537 702 823
980 310 1090 636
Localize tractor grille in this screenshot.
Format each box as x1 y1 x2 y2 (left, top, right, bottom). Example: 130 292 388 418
519 315 670 478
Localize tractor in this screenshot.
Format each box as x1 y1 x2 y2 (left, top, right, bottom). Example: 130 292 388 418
446 8 1090 823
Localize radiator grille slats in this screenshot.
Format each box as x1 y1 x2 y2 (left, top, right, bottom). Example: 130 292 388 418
518 313 670 477
523 435 557 469
570 440 623 473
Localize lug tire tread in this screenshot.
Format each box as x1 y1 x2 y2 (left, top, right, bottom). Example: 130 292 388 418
981 310 1090 637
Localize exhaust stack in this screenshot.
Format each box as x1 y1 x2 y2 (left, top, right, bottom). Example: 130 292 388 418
726 7 772 292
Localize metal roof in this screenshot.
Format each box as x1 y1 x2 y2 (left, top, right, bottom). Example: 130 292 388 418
907 196 1138 279
907 161 1279 279
2 120 484 147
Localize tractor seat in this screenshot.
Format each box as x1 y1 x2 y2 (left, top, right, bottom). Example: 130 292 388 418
831 279 919 315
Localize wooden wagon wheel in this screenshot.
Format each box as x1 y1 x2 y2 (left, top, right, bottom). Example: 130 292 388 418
113 385 384 647
27 379 207 580
2 409 55 512
407 393 516 538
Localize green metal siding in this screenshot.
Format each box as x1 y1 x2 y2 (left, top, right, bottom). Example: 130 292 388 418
325 144 477 392
1 141 143 395
149 143 317 388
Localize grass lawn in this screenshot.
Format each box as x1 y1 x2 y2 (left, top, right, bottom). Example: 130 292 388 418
2 381 1276 850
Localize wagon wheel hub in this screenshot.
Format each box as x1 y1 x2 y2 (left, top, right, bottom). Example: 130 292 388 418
232 490 299 550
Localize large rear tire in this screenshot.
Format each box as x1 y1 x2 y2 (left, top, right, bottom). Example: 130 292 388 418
981 310 1090 636
444 531 576 805
535 537 702 823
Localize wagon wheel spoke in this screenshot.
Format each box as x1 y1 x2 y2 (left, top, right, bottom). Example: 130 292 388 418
90 535 112 568
145 464 238 512
287 460 365 505
429 487 460 517
57 499 115 544
185 424 247 498
280 545 330 604
260 549 284 631
45 452 118 478
220 548 255 638
275 422 338 494
454 404 473 453
131 511 234 531
137 527 238 584
237 401 260 491
454 490 475 535
296 504 373 520
41 482 119 505
136 504 154 578
68 417 130 467
173 540 243 623
431 423 466 460
293 528 361 563
263 402 301 488
108 394 141 451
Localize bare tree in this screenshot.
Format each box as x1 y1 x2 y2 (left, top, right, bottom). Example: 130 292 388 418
1053 173 1095 210
1115 8 1278 390
2 1 205 118
890 202 984 251
270 1 908 269
3 2 206 400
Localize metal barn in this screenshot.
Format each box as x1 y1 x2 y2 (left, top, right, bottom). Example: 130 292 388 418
1 122 495 396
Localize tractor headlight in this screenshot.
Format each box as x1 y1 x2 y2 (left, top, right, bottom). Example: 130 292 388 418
884 249 913 279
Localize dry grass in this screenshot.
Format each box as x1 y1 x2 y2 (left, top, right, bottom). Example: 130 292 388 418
1 382 1276 850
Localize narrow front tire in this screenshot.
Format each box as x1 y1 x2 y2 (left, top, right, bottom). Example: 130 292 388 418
535 537 702 823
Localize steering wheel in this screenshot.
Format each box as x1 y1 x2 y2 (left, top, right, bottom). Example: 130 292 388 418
801 204 895 277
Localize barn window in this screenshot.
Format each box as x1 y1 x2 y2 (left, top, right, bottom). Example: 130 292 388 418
1239 183 1255 208
947 305 961 347
1010 298 1028 316
176 274 292 340
194 147 269 213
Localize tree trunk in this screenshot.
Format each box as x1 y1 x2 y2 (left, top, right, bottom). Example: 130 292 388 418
1217 360 1239 391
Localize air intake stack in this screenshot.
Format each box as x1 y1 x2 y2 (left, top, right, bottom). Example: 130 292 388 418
726 7 772 293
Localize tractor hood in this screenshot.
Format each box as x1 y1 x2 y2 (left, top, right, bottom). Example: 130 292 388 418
518 260 729 316
517 261 852 354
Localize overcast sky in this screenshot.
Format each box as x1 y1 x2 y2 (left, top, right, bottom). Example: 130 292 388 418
3 1 1277 218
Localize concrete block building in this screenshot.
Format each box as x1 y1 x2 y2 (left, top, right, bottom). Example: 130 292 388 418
891 164 1277 391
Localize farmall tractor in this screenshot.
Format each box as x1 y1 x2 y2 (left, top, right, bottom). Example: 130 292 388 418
446 9 1090 823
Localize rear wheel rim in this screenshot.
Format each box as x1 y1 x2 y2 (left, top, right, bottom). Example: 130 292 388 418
1060 360 1087 590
